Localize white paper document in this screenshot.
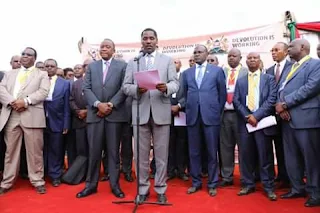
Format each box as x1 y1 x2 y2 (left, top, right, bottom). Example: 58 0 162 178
174 112 186 126
246 115 277 133
134 70 160 90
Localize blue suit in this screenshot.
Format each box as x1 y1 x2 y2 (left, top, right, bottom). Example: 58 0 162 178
278 58 320 198
233 72 277 192
182 63 226 188
44 77 71 180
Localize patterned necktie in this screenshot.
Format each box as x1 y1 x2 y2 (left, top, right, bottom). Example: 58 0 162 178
226 68 236 104
248 73 257 111
275 63 280 83
146 54 153 70
103 61 110 84
196 64 204 88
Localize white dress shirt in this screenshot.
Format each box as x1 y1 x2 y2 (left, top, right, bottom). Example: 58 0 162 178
195 61 208 80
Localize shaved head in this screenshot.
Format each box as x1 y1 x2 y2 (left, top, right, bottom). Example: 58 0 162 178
288 38 311 61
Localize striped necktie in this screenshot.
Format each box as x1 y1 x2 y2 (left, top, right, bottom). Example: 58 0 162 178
248 73 257 111
146 54 153 70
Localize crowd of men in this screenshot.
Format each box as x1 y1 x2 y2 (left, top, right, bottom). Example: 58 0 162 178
0 28 320 208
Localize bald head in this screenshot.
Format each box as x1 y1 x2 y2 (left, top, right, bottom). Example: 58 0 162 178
288 38 310 61
10 55 21 69
228 48 242 68
246 52 261 72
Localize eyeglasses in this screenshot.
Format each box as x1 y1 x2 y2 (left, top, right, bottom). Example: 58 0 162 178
21 52 34 57
193 51 204 54
207 59 215 62
45 65 56 68
189 60 195 62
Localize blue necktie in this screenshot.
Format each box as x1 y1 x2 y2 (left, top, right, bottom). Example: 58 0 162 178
196 64 204 88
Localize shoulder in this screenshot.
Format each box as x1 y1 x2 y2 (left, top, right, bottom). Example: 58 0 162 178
112 58 127 68
182 67 193 75
157 53 173 62
88 60 101 69
38 69 48 77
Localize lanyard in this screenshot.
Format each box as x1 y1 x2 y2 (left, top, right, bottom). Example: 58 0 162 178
285 55 311 81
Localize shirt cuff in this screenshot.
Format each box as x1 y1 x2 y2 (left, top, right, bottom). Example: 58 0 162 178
94 101 101 108
177 103 181 109
26 97 32 105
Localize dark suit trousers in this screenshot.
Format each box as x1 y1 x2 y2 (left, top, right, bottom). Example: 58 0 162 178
188 115 220 188
238 130 275 192
168 125 188 174
120 123 133 174
282 122 320 199
86 120 123 190
219 111 238 182
75 127 88 157
65 130 76 167
102 143 109 175
272 121 289 182
44 130 64 180
0 131 5 172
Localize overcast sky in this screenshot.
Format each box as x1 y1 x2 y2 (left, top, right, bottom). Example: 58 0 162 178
0 0 319 70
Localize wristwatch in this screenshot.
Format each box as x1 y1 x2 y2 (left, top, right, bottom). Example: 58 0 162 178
282 102 288 110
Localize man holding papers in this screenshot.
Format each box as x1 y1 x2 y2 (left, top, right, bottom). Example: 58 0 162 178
182 45 226 197
276 38 320 208
123 28 179 204
233 52 277 201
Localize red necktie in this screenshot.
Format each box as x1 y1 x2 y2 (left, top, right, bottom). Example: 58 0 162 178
227 69 236 104
275 63 280 83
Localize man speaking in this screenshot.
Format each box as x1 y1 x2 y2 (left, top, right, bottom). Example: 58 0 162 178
123 28 179 204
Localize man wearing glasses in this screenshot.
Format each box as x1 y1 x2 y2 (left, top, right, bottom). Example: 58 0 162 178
0 47 50 195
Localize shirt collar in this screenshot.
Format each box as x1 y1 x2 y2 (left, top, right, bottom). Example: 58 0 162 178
249 70 261 77
102 58 112 65
276 59 286 67
21 66 35 71
196 61 207 69
146 51 157 58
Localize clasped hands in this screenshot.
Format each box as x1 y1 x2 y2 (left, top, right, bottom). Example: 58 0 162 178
97 102 113 118
138 83 167 94
275 102 291 121
246 114 258 127
10 99 26 112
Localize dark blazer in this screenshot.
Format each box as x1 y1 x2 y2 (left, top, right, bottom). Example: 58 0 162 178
233 72 277 136
182 63 226 126
83 59 128 123
0 71 4 109
266 60 293 87
44 77 71 132
69 78 87 129
278 58 320 129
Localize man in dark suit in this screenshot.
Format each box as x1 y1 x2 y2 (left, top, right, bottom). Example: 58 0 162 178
43 59 70 187
167 59 188 181
276 38 320 207
77 38 127 199
182 45 226 196
266 42 291 188
0 71 4 180
233 52 277 201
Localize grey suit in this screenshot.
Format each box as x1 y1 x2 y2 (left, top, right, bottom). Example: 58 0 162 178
219 66 248 182
83 58 127 190
122 52 179 195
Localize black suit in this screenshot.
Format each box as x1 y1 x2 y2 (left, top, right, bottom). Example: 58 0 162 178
266 60 292 183
83 59 127 190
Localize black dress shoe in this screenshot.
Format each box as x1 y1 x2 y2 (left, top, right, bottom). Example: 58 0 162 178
177 173 189 181
157 194 168 203
0 187 10 195
267 191 277 201
112 188 125 198
305 197 320 207
280 191 306 199
136 192 150 204
100 174 109 181
35 185 47 194
237 187 255 196
187 186 202 194
76 188 97 198
208 188 217 197
219 180 234 187
124 173 134 182
52 179 61 187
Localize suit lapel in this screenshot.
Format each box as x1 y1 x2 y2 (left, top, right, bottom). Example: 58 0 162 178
104 59 116 85
286 60 309 84
190 66 197 87
238 67 247 78
52 77 62 99
242 74 248 97
153 53 160 71
8 70 19 94
138 57 147 71
259 74 267 106
279 60 291 83
20 68 38 91
97 60 103 85
200 64 210 88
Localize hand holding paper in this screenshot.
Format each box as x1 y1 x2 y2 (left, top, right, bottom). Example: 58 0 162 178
174 112 186 126
134 70 160 90
246 115 277 133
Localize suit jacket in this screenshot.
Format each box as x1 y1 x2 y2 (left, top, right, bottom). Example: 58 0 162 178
0 68 50 131
278 58 320 129
44 77 70 132
83 58 128 123
0 71 4 110
182 64 227 126
70 78 87 129
233 72 277 135
266 60 292 87
122 52 179 125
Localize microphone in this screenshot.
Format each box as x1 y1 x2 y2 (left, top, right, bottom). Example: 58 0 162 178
134 50 146 61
